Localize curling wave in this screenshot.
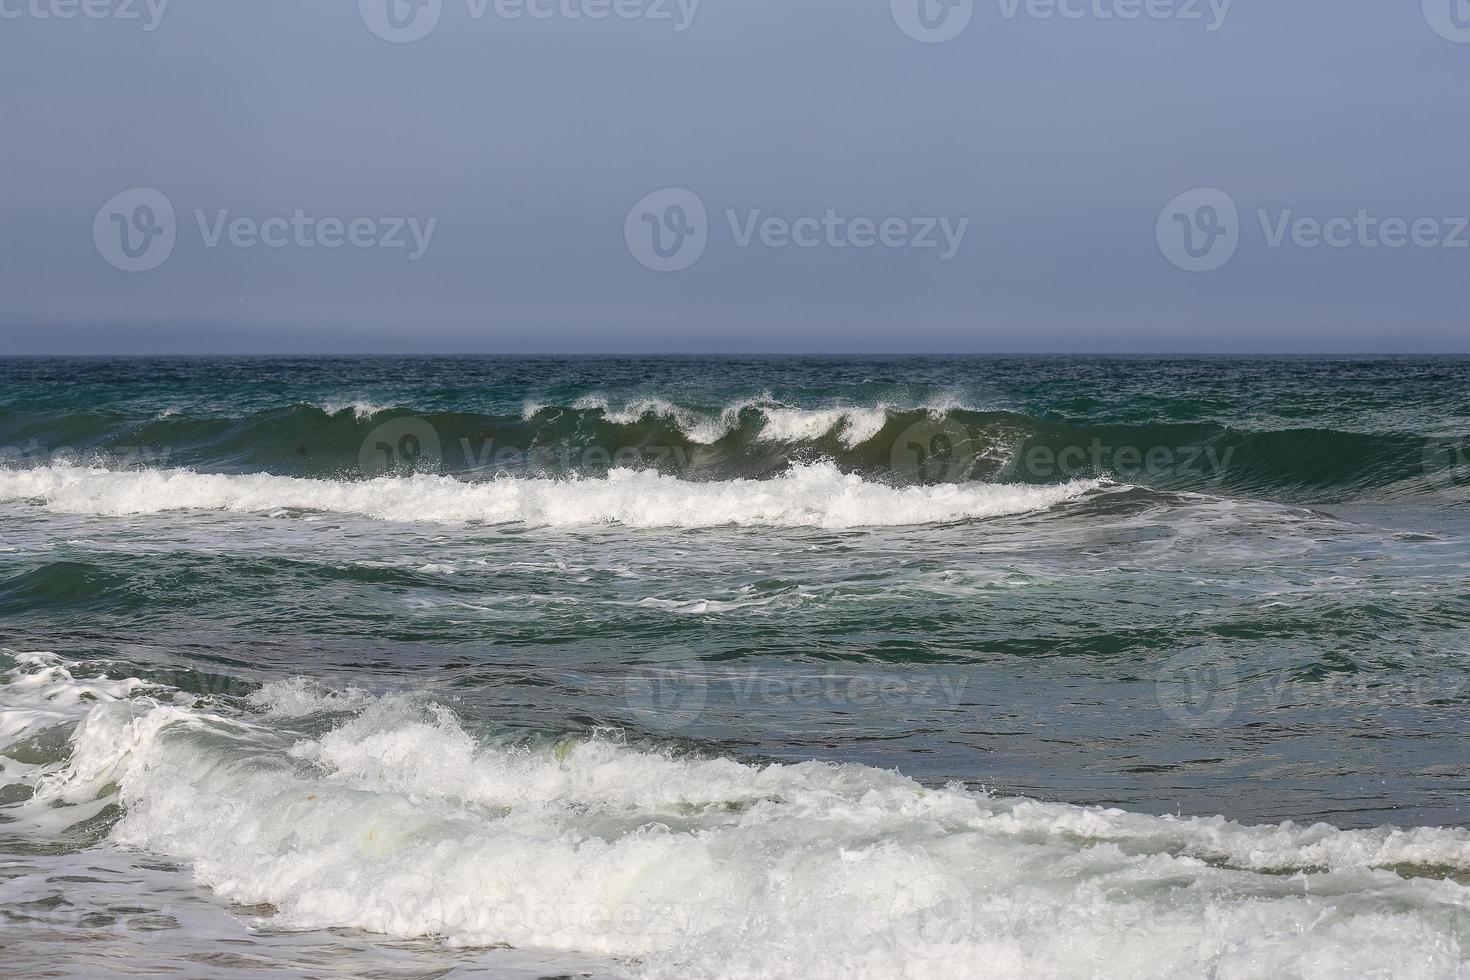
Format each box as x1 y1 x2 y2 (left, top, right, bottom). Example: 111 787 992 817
0 398 1462 500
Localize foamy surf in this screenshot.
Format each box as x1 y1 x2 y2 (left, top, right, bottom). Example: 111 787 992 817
2 653 1468 980
541 394 985 448
0 463 1101 529
318 399 394 420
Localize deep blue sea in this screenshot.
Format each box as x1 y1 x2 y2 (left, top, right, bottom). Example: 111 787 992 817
2 356 1468 978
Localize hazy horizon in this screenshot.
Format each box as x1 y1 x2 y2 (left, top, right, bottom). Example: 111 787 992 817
4 0 1468 354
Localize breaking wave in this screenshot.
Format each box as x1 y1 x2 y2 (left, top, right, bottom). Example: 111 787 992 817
2 652 1468 979
0 397 1461 500
0 463 1102 529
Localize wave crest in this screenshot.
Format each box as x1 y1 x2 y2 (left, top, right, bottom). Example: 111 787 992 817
0 397 1463 499
0 463 1101 529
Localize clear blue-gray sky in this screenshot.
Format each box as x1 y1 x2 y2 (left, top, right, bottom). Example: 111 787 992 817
2 0 1468 354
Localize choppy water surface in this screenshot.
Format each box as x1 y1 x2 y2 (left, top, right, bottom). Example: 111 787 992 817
2 357 1468 978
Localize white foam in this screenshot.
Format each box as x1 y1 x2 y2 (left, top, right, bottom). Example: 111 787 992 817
541 394 1004 451
0 651 151 746
569 394 738 445
0 463 1100 529
3 654 1468 979
634 594 788 615
4 686 1454 979
319 400 392 420
755 406 891 449
0 651 187 836
247 676 378 719
570 395 682 428
570 397 909 449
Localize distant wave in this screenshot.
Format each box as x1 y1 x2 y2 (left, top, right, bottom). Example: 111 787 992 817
0 463 1102 529
537 393 930 448
316 399 394 421
0 399 1462 500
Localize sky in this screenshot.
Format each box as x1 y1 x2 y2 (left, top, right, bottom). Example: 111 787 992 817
2 0 1468 354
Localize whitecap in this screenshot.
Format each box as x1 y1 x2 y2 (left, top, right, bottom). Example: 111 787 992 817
0 463 1101 530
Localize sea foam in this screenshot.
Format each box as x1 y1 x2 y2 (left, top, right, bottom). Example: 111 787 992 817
0 463 1100 529
547 394 987 449
3 655 1467 980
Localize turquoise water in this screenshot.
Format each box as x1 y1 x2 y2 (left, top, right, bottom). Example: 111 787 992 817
1 357 1468 978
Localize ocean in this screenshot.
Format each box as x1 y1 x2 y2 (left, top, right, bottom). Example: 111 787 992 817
1 355 1467 978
